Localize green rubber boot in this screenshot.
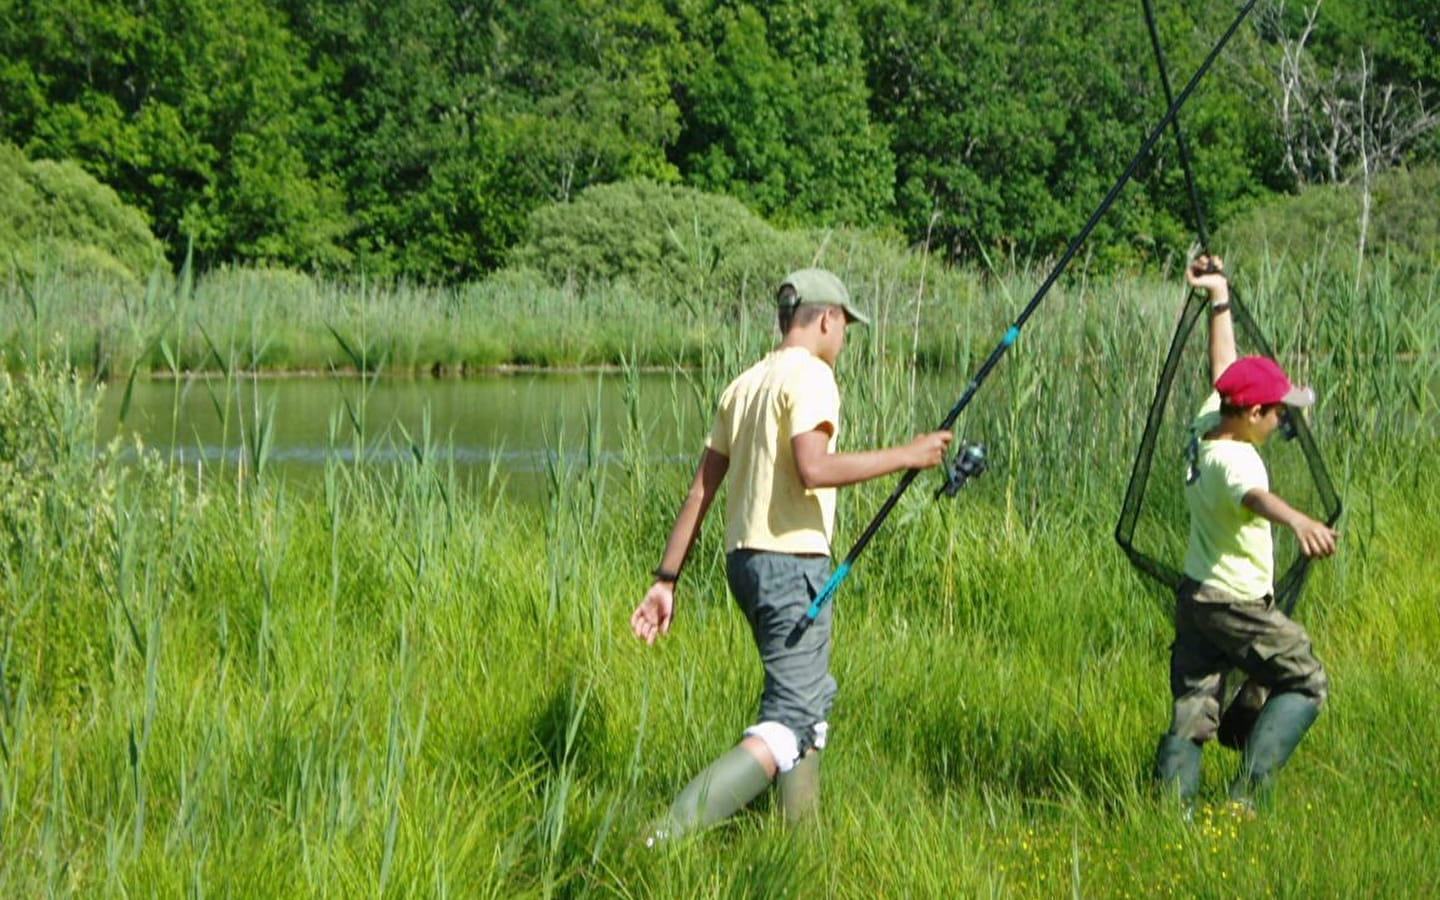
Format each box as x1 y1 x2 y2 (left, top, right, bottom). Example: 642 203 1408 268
1154 733 1203 803
646 745 772 846
777 751 821 826
1229 692 1320 807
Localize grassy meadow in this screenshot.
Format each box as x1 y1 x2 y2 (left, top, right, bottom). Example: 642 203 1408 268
0 246 1437 898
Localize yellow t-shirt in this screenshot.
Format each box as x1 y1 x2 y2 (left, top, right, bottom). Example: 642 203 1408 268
707 347 840 555
1182 392 1273 599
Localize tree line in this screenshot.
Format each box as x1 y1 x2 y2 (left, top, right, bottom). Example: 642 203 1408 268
2 0 1435 281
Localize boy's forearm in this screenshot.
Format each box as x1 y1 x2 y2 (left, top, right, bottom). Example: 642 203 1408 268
1242 488 1308 529
656 494 704 573
796 445 912 489
655 448 728 576
1244 487 1338 557
1207 283 1236 382
793 428 950 489
1188 259 1235 381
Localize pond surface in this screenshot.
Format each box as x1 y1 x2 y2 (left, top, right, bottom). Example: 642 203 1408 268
98 372 704 500
97 363 1438 503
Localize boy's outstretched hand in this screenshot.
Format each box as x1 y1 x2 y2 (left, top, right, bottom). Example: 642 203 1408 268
905 430 954 470
631 583 675 645
1292 516 1340 559
1245 488 1340 559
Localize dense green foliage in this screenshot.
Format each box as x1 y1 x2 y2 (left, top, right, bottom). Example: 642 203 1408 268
512 180 783 301
0 249 1435 895
1 167 1433 382
671 0 896 227
0 142 165 288
0 0 350 268
508 179 919 310
2 0 1434 279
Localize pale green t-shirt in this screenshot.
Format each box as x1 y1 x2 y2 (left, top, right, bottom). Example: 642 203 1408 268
1182 392 1273 600
707 347 840 555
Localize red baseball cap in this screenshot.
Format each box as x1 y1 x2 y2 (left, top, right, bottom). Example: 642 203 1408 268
1215 356 1316 407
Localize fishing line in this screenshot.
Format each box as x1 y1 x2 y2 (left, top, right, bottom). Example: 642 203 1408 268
786 0 1262 647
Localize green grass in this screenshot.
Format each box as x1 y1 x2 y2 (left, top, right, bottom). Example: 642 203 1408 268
0 247 1437 897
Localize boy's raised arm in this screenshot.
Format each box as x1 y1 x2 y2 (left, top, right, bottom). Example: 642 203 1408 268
1187 254 1236 383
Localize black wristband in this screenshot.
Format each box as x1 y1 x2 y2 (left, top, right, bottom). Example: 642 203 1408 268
652 567 679 584
1210 302 1231 313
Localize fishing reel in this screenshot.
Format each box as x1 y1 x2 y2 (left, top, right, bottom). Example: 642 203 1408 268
935 441 987 499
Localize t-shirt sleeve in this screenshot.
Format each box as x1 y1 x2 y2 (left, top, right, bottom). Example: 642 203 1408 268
786 360 841 439
1218 445 1269 505
706 384 734 456
1190 391 1222 438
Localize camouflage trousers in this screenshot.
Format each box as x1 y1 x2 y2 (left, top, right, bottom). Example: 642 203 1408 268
1167 578 1328 743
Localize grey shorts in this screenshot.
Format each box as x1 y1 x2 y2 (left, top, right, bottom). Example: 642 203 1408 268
726 550 838 748
1167 578 1328 741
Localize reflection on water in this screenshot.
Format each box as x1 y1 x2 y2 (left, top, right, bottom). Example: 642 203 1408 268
100 365 1437 503
98 373 704 498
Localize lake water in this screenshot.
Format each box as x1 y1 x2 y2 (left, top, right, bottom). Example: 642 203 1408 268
98 372 703 499
97 364 1439 502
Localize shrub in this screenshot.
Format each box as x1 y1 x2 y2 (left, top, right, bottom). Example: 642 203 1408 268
1217 164 1440 277
0 142 167 289
508 180 806 310
506 178 967 325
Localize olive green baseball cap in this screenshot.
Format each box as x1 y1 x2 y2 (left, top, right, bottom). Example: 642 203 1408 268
779 268 871 326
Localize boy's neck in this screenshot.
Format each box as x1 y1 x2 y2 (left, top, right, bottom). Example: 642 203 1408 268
1205 417 1259 444
778 328 833 366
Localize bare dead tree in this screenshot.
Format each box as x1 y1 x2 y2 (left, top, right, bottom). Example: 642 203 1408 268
1271 3 1325 183
1258 1 1440 189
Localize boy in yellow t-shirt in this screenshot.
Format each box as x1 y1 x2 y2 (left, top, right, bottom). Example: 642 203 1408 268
630 268 952 842
1155 255 1340 810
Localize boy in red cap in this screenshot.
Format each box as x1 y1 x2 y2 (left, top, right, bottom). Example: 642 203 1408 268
1153 255 1340 811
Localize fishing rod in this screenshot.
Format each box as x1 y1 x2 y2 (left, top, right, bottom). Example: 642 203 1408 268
785 0 1261 647
1141 0 1212 253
